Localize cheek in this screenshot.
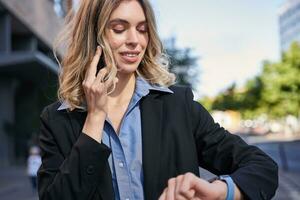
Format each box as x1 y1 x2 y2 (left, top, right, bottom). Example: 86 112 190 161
141 35 149 48
107 32 149 50
108 35 126 50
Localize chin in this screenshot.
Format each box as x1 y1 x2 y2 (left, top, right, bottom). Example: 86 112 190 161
116 61 141 74
118 64 138 74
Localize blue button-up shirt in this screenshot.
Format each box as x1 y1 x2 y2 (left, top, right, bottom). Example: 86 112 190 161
102 77 173 200
58 76 173 200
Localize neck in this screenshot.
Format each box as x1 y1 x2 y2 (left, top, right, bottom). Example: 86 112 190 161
108 72 136 105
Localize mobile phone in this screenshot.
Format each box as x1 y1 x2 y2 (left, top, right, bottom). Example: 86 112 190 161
96 53 106 75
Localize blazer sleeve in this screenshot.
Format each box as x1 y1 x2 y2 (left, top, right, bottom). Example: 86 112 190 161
186 88 278 200
37 106 112 200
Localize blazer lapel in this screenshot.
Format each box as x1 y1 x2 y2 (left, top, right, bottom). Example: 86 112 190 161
67 110 87 141
141 93 164 200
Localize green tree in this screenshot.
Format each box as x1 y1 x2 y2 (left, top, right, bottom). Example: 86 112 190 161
260 42 300 118
212 83 238 111
199 96 214 112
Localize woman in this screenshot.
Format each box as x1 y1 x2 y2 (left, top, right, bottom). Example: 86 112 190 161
38 0 278 200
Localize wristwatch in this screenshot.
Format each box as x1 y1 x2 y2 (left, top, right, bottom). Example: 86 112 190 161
208 175 235 200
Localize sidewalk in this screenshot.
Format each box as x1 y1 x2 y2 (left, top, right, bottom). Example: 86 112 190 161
274 170 300 200
0 166 38 200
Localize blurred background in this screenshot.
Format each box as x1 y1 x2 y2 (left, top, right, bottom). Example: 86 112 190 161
0 0 299 199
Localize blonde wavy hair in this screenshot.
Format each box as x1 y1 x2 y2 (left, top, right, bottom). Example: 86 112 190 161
55 0 176 110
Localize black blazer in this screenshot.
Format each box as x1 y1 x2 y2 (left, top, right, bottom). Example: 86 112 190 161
37 86 278 200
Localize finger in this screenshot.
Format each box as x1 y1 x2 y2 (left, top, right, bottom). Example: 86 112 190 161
191 177 210 193
90 69 107 96
179 173 198 198
158 188 167 200
166 178 176 200
96 67 108 79
180 173 195 192
180 189 195 199
85 46 102 82
94 67 108 85
174 175 187 200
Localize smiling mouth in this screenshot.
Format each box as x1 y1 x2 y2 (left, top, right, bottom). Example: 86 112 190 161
120 52 139 57
119 52 140 63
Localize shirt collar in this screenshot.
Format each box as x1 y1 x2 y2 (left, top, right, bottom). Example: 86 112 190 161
57 76 173 111
57 101 71 111
135 76 173 97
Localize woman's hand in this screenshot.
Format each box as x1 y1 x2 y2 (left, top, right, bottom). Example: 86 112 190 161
158 173 227 200
82 46 117 143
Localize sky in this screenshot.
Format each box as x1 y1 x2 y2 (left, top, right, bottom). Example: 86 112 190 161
151 0 286 98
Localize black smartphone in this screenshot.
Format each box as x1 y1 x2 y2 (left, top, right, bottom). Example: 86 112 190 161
96 53 106 75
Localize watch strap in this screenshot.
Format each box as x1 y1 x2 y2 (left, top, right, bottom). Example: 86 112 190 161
219 175 235 200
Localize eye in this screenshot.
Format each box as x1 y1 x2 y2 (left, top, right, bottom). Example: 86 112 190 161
113 29 125 34
112 25 125 33
137 24 148 33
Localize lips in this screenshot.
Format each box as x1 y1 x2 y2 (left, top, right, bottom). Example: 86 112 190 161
119 51 140 63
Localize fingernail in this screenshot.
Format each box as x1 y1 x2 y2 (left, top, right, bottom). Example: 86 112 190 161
97 46 101 53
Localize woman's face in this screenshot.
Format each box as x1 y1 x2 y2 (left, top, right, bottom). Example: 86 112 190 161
105 0 149 74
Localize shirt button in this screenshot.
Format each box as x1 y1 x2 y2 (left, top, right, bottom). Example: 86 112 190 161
118 162 124 168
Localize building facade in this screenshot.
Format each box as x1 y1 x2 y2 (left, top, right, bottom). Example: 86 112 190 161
0 0 71 166
279 0 300 52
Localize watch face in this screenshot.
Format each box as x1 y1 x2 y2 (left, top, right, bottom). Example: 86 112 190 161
208 176 219 183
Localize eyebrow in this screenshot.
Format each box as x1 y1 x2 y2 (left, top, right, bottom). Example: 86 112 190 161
108 18 147 26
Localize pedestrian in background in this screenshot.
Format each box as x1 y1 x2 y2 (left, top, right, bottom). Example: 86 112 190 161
27 146 41 192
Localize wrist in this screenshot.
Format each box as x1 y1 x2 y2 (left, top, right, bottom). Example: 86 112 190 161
87 111 107 120
211 180 227 200
219 175 235 200
82 112 106 143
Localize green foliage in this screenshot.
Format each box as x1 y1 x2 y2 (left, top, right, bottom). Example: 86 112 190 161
199 96 214 112
211 83 240 111
200 42 300 119
259 43 300 118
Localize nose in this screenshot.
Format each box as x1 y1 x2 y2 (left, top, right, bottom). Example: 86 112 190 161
126 28 139 47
